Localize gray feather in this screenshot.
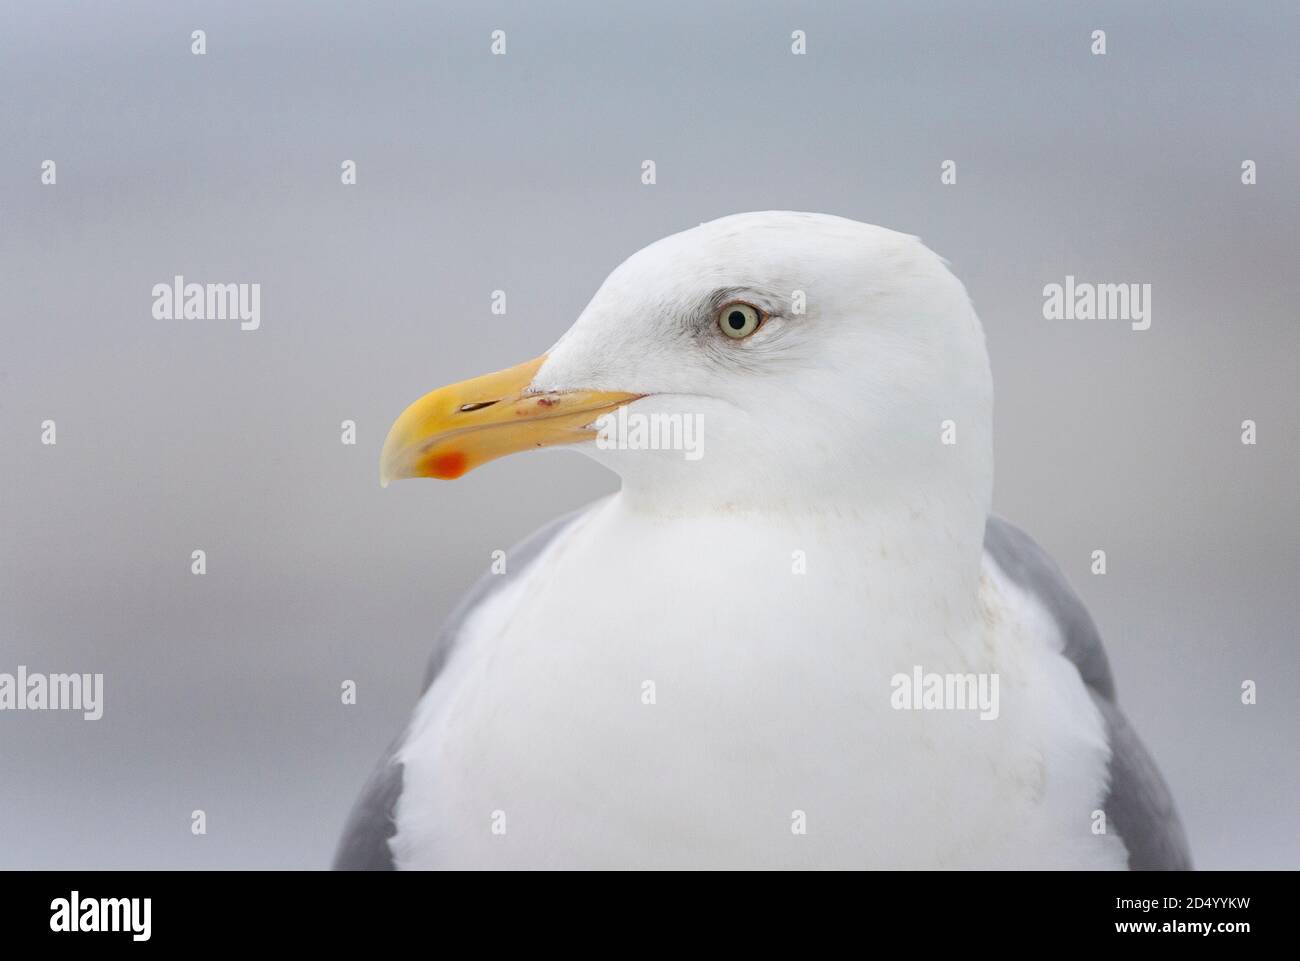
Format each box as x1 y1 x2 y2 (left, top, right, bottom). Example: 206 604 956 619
331 507 588 870
330 734 406 871
983 516 1114 700
1090 690 1194 870
984 516 1192 870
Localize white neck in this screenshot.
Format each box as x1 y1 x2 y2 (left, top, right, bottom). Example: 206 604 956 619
592 470 990 660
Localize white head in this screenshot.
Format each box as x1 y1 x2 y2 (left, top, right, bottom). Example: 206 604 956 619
381 212 993 528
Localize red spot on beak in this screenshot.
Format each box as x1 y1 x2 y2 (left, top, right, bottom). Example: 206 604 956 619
537 396 558 408
428 451 469 479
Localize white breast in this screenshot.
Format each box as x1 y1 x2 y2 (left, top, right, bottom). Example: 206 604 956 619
390 497 1127 869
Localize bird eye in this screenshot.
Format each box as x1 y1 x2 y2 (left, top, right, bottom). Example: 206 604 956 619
717 302 763 339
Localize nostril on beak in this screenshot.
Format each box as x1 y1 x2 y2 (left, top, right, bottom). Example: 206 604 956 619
458 400 499 413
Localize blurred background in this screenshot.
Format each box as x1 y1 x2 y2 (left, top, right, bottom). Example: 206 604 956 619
1 0 1296 869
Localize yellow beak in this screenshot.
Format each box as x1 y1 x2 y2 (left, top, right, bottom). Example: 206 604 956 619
379 355 642 484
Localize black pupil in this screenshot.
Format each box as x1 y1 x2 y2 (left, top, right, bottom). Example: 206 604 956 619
728 310 747 330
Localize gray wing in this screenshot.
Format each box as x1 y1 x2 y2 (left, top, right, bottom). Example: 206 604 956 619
331 507 589 870
983 516 1192 870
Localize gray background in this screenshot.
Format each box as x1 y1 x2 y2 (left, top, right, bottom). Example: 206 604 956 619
1 0 1296 869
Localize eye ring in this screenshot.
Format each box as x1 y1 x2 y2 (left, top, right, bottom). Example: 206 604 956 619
717 301 764 339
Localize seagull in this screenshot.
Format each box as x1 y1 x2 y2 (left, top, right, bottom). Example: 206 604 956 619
335 211 1191 870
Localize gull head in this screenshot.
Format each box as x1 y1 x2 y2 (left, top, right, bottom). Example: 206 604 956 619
380 211 993 514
